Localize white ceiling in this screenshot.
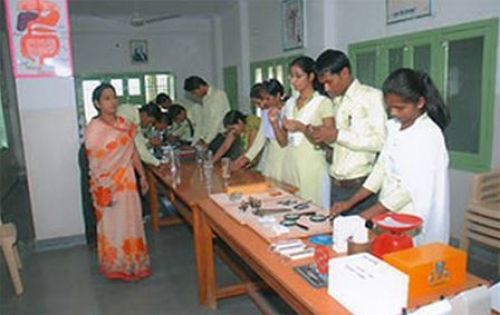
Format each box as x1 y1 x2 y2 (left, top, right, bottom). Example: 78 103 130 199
69 0 238 19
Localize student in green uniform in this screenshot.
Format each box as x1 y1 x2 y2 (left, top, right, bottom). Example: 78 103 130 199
183 76 230 145
311 49 387 214
209 110 260 163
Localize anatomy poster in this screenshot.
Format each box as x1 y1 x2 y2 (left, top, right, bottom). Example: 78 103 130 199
4 0 73 78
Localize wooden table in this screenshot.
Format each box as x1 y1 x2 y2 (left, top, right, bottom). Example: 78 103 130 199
195 197 490 315
147 161 491 314
146 161 298 311
147 161 297 232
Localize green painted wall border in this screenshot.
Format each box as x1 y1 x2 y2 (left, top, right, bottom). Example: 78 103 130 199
349 18 498 173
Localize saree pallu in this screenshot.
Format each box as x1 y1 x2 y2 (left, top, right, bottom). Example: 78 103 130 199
85 116 152 281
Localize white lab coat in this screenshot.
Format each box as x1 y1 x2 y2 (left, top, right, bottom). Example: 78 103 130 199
382 113 450 244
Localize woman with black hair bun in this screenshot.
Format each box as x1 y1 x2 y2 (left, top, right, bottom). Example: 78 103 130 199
332 68 451 245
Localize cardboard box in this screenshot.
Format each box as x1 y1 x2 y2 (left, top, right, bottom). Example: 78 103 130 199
384 243 467 301
328 253 409 315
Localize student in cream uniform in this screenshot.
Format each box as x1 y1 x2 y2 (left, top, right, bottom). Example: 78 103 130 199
183 76 230 145
233 80 287 182
181 97 202 136
332 68 451 245
312 49 387 215
278 56 335 209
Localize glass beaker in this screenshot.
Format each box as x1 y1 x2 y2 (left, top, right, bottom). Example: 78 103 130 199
221 157 231 180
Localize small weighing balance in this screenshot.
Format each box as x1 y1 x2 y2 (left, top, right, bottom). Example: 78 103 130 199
370 213 423 258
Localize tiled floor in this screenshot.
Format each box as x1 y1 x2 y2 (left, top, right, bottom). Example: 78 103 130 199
0 223 294 315
1 180 498 314
0 180 292 315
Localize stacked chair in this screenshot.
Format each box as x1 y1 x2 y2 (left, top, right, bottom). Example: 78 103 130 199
0 218 23 295
461 168 500 275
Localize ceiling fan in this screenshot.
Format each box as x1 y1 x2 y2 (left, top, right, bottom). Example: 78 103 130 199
129 12 180 27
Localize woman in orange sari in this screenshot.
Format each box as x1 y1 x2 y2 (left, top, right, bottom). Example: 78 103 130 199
85 83 152 281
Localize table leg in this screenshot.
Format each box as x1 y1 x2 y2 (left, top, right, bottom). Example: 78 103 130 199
193 205 217 309
146 169 160 232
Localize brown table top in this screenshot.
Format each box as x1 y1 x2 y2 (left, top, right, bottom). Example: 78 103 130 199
197 197 351 315
150 161 297 208
196 197 490 315
149 161 490 314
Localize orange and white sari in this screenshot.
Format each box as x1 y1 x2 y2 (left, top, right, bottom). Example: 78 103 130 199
85 116 152 281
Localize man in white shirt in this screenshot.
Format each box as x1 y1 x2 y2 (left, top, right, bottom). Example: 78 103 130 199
183 76 230 145
181 97 203 135
311 49 387 215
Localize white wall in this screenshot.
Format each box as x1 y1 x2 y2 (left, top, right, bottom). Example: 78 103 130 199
325 0 500 240
221 0 326 111
247 0 325 61
304 0 325 58
71 15 216 99
248 0 284 61
221 0 253 112
16 77 84 240
221 5 241 67
326 0 500 51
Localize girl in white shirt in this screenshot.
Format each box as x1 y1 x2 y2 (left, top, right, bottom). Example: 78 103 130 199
332 68 451 244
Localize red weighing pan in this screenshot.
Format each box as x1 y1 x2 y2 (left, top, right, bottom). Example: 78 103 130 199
372 213 423 234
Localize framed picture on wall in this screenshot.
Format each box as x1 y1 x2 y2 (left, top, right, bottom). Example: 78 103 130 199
130 40 148 64
281 0 304 51
386 0 431 24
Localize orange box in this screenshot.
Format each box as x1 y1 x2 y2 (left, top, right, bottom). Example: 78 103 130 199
226 182 273 194
383 243 467 301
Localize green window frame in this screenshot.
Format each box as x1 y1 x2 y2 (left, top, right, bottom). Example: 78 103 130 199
349 18 498 172
75 71 175 140
249 54 300 114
